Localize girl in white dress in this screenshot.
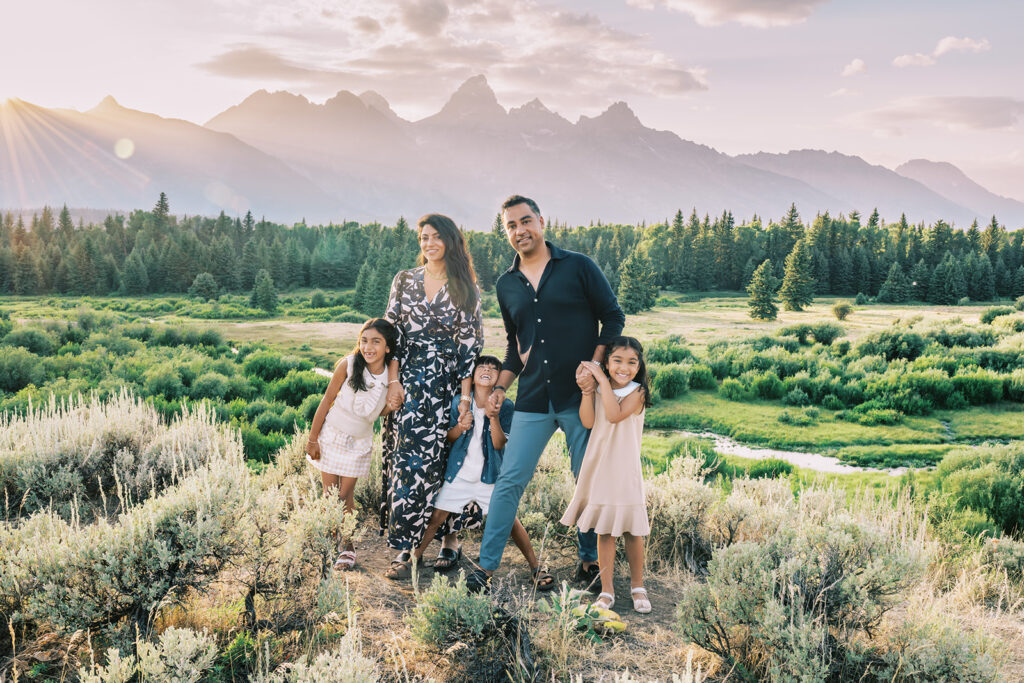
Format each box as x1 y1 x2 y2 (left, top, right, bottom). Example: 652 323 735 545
306 318 400 570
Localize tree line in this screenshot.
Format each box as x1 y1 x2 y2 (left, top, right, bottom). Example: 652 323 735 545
1 194 1022 315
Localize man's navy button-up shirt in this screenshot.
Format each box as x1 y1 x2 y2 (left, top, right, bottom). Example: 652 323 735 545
496 242 625 413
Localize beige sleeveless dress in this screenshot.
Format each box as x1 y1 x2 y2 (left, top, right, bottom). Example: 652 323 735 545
560 382 649 537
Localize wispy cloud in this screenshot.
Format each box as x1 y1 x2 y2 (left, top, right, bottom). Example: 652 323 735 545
841 58 865 77
196 0 708 115
893 35 990 68
854 96 1024 135
626 0 828 27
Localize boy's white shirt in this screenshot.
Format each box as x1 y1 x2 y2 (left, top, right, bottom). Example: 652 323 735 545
456 402 487 484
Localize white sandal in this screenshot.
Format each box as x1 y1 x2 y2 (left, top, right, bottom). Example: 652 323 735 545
333 549 356 571
631 586 651 613
591 592 615 610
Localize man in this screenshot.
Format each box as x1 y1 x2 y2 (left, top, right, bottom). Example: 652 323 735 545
470 194 625 591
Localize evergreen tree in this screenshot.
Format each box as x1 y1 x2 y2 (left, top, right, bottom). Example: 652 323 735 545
153 192 170 229
617 246 658 314
876 262 909 303
58 205 74 242
368 263 394 317
0 248 13 293
189 272 219 301
779 239 815 311
973 253 996 301
249 269 277 312
909 259 930 300
212 236 238 291
747 259 779 321
353 261 375 314
120 249 150 294
1014 266 1024 298
239 238 261 290
12 247 40 295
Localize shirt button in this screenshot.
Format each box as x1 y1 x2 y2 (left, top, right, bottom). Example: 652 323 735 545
546 379 551 383
544 360 548 364
537 318 541 323
541 339 545 343
534 298 538 302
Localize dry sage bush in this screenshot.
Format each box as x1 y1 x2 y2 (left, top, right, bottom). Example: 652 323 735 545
78 626 217 683
0 391 240 520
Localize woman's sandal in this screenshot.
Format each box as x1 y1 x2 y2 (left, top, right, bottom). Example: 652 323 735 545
532 566 556 592
333 549 356 571
631 587 652 614
591 592 615 610
575 562 601 590
385 551 413 581
433 545 462 573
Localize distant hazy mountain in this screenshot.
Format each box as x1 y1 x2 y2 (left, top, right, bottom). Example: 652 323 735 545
735 150 981 226
4 78 1020 229
0 96 340 222
895 159 1024 227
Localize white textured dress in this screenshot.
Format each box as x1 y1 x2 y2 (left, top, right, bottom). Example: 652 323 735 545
560 382 650 537
309 355 388 478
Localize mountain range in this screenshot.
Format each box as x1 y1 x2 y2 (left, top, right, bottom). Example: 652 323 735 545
2 76 1022 229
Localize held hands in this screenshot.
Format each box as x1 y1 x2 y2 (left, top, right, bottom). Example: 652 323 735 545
457 409 474 433
487 386 505 413
580 361 608 388
576 361 598 394
386 382 404 411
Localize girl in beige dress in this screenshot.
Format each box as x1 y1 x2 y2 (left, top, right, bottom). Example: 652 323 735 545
561 336 653 614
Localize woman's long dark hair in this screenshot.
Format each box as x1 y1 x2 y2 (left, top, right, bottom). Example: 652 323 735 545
417 213 478 313
344 318 398 392
603 336 653 408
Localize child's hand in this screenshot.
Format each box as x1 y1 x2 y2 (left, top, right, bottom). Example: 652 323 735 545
305 439 321 460
457 410 473 432
582 361 608 386
386 382 404 411
576 362 597 393
484 402 499 419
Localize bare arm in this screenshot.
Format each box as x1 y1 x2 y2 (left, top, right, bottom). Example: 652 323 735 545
306 360 349 459
447 410 473 443
487 369 518 412
581 361 646 425
458 376 473 418
577 366 596 429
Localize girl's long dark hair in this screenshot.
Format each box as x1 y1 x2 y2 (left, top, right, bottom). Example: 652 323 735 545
603 336 653 408
345 318 398 392
417 213 478 313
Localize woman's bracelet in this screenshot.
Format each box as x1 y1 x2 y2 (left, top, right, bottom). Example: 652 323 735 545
388 379 401 385
459 395 471 403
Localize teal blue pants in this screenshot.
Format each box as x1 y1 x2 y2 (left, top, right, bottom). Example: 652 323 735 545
478 404 596 571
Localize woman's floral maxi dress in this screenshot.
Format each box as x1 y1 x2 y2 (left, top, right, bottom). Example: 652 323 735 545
381 266 484 550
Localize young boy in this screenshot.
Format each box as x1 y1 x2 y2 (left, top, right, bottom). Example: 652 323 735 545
386 355 555 591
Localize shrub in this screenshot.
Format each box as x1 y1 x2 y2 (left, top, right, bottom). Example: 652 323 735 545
810 322 844 346
310 290 329 309
782 388 810 406
197 328 224 347
750 371 784 399
190 372 229 400
144 363 185 399
686 363 716 390
407 574 494 647
780 323 812 345
260 628 379 683
642 457 719 572
677 515 919 682
1016 295 1024 311
244 351 290 382
720 378 753 401
951 367 1005 404
652 365 689 399
958 296 971 306
0 347 44 392
79 627 218 683
832 301 853 320
939 443 1024 535
822 394 844 410
153 326 184 347
271 369 328 407
855 292 869 305
1006 368 1024 402
2 327 57 355
0 455 247 637
856 328 926 361
646 335 693 364
743 458 794 479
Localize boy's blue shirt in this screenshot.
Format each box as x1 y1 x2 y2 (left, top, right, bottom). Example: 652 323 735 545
444 394 514 484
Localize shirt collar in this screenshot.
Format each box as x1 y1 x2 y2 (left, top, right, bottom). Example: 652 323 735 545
507 241 567 274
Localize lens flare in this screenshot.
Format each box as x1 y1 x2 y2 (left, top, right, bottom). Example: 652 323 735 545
114 138 135 159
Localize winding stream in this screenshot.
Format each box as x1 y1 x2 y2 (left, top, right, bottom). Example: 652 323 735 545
655 429 912 476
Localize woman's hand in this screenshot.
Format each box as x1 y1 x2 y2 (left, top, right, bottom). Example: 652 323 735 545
386 382 405 411
305 438 321 460
458 409 474 432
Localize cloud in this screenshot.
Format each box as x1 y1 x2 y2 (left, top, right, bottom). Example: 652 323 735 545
854 96 1024 135
829 87 859 97
197 0 708 114
894 35 989 68
353 16 382 34
626 0 828 27
841 58 865 77
399 0 450 36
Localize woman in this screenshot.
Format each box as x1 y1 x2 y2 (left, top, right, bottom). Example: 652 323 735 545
381 213 484 572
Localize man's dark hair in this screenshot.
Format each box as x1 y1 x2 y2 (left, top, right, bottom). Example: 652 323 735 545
501 194 541 218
